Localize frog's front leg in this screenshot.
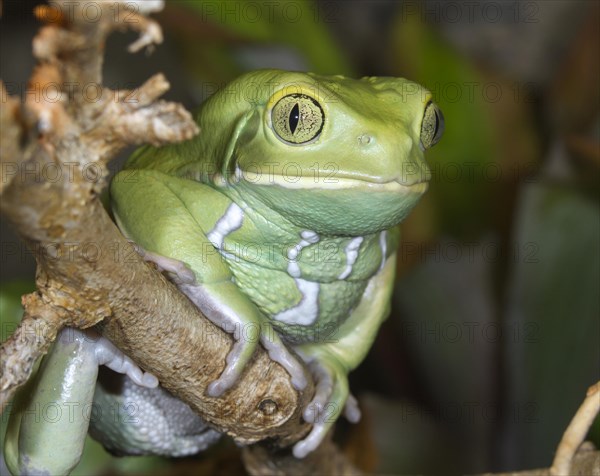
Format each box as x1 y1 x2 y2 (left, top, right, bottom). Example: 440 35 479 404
112 171 307 396
293 253 397 458
172 277 308 396
4 327 157 476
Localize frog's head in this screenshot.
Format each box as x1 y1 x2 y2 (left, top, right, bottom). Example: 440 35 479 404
188 70 443 235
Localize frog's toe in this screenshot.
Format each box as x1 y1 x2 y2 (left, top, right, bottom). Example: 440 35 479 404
344 393 361 423
293 424 330 459
260 332 307 390
293 357 352 458
302 360 334 420
207 336 256 397
206 380 226 397
140 372 160 388
96 344 158 388
294 402 339 459
91 331 159 388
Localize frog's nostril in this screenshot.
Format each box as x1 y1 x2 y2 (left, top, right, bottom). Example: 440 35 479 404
358 134 372 146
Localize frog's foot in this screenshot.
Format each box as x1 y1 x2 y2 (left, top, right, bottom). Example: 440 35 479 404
178 282 306 396
77 328 159 388
292 352 357 459
132 248 307 395
133 244 196 285
177 282 259 396
260 328 307 391
132 249 263 391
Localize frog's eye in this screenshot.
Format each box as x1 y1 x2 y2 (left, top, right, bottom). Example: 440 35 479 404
420 102 444 149
271 94 324 145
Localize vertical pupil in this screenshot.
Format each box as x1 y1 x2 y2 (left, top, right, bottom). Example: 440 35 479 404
289 103 300 134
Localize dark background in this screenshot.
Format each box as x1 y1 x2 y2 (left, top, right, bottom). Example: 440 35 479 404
1 1 598 474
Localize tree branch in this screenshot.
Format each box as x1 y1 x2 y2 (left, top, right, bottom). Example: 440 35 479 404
0 0 314 454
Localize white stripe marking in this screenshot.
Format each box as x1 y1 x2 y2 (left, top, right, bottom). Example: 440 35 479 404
274 230 321 326
207 203 244 253
338 236 364 280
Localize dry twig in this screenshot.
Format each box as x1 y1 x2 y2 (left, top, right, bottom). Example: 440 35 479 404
550 381 600 475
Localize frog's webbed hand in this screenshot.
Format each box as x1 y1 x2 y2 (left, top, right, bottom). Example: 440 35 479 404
138 247 308 395
130 244 307 395
178 281 307 396
291 350 356 458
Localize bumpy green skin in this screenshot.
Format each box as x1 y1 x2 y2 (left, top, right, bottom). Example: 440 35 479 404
5 69 439 472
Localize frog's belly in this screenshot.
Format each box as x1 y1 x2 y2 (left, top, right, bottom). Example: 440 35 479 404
228 259 369 344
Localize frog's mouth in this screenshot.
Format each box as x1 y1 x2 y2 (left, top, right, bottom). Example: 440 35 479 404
233 166 429 194
231 165 429 234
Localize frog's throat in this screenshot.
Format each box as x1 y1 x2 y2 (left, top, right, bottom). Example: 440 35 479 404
227 167 429 193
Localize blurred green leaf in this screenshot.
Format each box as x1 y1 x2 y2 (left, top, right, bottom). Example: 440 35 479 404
393 244 498 472
362 393 461 474
503 180 600 468
391 12 499 237
181 0 352 75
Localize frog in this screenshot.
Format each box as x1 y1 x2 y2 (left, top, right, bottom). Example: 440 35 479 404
4 69 443 475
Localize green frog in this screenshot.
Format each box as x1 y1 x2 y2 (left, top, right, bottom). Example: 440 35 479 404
5 69 443 475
